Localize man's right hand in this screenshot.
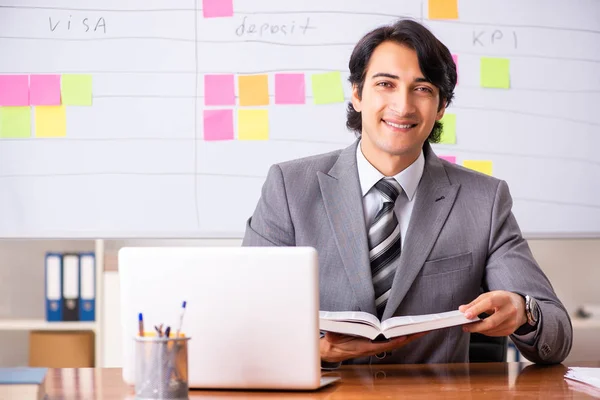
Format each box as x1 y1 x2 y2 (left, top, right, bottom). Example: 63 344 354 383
320 331 429 363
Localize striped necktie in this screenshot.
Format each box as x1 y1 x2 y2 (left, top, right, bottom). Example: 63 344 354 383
368 177 402 319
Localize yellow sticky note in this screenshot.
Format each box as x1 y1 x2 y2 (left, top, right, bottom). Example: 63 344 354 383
35 106 67 137
238 75 269 106
439 113 456 144
428 0 458 20
463 160 493 176
238 109 269 140
480 58 510 89
61 74 93 105
0 107 31 138
312 72 345 104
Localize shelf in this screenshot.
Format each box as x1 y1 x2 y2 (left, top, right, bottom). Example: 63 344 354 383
0 319 96 331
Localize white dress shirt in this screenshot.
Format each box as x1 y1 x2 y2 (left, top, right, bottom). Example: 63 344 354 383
356 141 425 249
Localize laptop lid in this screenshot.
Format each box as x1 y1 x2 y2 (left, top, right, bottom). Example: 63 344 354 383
119 246 322 390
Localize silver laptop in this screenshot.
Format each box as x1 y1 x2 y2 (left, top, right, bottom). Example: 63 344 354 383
119 246 339 390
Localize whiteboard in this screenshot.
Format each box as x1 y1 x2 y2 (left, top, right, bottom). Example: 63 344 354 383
0 0 599 238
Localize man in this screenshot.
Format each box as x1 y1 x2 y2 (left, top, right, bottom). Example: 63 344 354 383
243 19 572 366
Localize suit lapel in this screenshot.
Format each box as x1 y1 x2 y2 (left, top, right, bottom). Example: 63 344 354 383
318 141 377 315
382 143 460 320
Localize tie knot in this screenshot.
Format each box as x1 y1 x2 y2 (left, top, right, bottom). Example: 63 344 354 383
375 177 402 203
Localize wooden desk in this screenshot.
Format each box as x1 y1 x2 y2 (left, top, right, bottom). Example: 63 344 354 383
46 362 600 399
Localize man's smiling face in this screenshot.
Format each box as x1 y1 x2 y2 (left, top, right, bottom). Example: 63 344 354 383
352 41 446 164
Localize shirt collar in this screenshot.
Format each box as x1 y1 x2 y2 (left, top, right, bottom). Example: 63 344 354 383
356 140 424 201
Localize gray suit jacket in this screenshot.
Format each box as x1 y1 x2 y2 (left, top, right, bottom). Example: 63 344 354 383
243 140 572 364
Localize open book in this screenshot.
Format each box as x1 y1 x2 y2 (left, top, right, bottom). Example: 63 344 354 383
319 310 480 341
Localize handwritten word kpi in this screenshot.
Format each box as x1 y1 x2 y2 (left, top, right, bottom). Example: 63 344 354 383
472 29 518 49
235 16 316 37
49 16 107 33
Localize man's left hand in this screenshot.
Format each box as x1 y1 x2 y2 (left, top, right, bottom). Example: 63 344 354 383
459 291 528 337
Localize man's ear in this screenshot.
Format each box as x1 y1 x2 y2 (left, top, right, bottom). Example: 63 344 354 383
435 101 447 121
351 84 362 112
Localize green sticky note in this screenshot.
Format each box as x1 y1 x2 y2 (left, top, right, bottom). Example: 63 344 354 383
312 72 345 104
0 107 31 138
439 113 456 144
480 58 510 89
61 74 93 105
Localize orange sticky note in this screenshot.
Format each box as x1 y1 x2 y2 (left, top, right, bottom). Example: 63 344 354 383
463 160 493 176
238 75 269 106
428 0 459 20
35 106 66 137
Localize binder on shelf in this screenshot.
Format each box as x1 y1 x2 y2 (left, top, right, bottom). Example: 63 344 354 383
79 253 96 321
62 254 80 321
45 253 63 322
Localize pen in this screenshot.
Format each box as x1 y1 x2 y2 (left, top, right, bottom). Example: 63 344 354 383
164 325 174 381
138 313 144 337
173 302 187 381
175 301 187 338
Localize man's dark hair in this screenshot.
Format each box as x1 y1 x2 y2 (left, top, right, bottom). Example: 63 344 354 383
346 19 457 143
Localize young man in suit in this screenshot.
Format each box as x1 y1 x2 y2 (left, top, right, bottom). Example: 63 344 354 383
243 19 572 366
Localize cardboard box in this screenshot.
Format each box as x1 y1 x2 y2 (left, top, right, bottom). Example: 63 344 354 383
29 331 94 367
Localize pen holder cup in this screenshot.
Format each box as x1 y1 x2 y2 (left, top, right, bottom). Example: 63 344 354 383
133 336 190 400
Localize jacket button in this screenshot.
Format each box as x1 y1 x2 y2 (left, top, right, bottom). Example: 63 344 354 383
541 344 551 355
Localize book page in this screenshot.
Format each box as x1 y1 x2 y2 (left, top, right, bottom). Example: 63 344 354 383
381 310 467 331
319 311 381 329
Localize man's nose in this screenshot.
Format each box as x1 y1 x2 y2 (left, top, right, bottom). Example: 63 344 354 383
389 87 417 115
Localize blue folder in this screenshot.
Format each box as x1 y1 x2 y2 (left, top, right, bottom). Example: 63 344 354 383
45 253 63 322
79 253 96 321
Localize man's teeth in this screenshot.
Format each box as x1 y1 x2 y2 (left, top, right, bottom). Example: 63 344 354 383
385 121 415 129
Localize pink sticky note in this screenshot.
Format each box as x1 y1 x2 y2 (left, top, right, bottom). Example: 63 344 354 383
204 109 234 141
439 155 456 163
204 75 235 106
452 54 458 84
0 75 29 106
29 75 61 106
203 0 233 18
275 73 306 105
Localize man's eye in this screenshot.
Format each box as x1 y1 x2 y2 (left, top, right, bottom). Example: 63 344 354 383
416 87 433 93
377 81 393 88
